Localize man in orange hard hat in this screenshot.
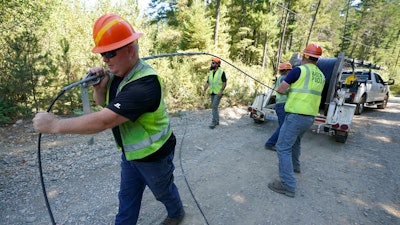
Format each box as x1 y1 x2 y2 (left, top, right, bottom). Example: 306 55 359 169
202 57 227 129
264 62 292 151
268 44 325 198
33 13 184 225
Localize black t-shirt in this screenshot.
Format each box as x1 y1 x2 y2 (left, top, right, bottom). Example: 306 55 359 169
106 75 175 161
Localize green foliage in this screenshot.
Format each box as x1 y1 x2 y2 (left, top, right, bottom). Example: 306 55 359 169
1 0 400 125
149 0 179 26
390 84 400 97
0 97 16 124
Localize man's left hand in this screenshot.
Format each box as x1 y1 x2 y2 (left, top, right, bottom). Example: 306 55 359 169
33 111 57 134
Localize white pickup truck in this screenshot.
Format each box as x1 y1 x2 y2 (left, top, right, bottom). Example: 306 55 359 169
339 70 395 115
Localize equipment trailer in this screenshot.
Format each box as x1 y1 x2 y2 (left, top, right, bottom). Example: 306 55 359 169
248 52 357 143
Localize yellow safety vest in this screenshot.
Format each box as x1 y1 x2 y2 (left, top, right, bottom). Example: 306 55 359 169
284 64 325 116
275 76 287 104
208 68 224 94
106 59 172 160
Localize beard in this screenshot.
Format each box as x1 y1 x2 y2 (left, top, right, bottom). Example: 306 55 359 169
210 65 216 70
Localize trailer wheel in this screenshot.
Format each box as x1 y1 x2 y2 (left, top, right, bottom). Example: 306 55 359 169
355 95 366 115
254 119 264 124
335 132 348 143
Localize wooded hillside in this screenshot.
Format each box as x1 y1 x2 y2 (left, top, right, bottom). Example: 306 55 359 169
1 0 399 124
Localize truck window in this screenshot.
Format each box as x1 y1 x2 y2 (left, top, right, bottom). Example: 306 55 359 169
374 73 384 84
359 72 368 82
340 71 368 82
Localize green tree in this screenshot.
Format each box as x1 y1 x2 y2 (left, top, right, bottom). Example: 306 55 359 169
177 1 213 51
0 0 56 122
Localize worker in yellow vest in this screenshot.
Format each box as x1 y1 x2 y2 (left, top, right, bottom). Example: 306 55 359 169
33 13 184 225
202 57 227 129
264 62 292 151
268 44 325 198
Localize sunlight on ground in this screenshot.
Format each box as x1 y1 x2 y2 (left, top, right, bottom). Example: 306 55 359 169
364 133 393 143
231 193 246 203
222 106 247 120
371 162 384 168
48 188 61 198
353 197 369 207
379 203 400 218
339 194 400 220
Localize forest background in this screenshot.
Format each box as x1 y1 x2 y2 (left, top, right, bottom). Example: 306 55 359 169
1 0 400 125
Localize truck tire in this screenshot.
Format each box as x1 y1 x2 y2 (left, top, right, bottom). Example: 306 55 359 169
355 95 366 115
377 95 388 109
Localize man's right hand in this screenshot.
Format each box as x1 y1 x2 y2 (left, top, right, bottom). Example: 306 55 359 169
88 67 110 90
89 67 110 106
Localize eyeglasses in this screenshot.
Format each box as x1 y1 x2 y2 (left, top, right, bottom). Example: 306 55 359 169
100 45 125 59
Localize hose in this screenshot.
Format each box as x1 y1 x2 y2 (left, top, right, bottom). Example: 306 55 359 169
38 90 65 225
37 74 106 225
177 115 210 225
142 52 274 90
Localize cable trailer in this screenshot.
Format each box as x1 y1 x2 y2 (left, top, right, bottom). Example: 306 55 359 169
248 52 357 143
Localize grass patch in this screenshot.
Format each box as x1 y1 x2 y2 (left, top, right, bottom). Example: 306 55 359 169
390 84 400 97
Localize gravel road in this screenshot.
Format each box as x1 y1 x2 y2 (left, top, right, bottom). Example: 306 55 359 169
1 98 399 225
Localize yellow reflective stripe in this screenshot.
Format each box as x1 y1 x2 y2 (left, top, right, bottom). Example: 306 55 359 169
124 123 170 152
303 65 310 88
289 88 322 96
94 18 122 45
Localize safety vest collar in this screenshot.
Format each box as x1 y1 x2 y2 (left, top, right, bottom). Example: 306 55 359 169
117 59 151 95
288 64 322 96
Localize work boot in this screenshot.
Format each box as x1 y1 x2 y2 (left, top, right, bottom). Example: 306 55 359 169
268 179 295 198
160 210 185 225
264 145 276 151
209 122 217 129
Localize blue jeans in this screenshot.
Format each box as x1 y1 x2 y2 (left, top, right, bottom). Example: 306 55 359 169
276 113 314 192
210 94 222 123
265 103 286 147
115 151 183 225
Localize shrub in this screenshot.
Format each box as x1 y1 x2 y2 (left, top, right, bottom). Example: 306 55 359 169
0 97 17 125
390 84 400 97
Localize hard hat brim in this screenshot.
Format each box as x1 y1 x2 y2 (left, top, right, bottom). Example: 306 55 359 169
302 52 321 58
92 32 143 53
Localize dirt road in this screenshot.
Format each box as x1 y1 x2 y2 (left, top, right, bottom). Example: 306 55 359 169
1 98 399 225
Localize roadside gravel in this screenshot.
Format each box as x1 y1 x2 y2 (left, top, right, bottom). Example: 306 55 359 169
1 98 399 225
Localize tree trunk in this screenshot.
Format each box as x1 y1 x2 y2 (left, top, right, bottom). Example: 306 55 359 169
214 0 221 47
262 31 268 72
306 0 321 47
277 4 289 71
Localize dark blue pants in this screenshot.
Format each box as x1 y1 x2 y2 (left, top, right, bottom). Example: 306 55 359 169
115 151 183 225
265 103 286 147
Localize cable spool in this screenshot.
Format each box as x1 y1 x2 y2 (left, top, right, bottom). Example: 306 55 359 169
317 57 339 109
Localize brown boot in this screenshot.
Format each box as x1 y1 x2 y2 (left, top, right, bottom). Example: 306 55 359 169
160 210 185 225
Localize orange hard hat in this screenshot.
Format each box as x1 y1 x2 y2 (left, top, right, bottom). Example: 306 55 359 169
278 62 292 71
303 43 322 58
212 57 221 64
92 13 143 53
